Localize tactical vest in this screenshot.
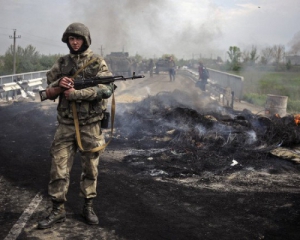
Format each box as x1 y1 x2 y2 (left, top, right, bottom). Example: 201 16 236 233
56 52 107 125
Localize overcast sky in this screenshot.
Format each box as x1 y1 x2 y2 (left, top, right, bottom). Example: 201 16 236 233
0 0 299 60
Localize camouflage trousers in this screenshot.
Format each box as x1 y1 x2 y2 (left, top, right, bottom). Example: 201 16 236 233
48 121 105 202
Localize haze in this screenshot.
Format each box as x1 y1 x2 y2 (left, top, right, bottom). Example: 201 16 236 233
0 0 299 59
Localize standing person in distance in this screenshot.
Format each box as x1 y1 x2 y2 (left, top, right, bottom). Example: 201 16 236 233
37 22 114 229
168 56 176 82
196 61 209 91
148 59 154 78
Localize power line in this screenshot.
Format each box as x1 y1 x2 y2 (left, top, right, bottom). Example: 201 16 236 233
9 29 21 75
98 45 105 56
1 28 65 51
20 37 65 49
16 30 65 49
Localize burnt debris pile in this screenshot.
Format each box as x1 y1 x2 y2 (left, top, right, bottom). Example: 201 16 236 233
114 91 300 176
1 96 300 179
114 90 300 175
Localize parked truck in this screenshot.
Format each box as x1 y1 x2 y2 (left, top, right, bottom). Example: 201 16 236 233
155 58 170 74
104 52 133 77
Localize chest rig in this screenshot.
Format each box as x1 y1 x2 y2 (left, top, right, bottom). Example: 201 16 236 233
56 54 106 122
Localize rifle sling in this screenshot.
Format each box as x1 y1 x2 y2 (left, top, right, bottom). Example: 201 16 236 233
70 58 115 152
72 91 115 153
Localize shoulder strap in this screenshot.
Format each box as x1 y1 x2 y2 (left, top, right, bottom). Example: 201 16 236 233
71 57 115 152
72 91 115 153
72 58 98 78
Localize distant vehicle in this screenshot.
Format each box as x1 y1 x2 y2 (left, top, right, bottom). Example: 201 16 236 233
138 60 149 74
104 52 133 76
182 66 188 69
155 58 170 74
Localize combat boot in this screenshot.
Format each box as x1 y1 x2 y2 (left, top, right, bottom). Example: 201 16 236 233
37 201 66 229
82 198 99 225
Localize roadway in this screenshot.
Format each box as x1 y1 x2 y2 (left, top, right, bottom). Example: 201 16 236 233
1 71 206 239
1 71 297 240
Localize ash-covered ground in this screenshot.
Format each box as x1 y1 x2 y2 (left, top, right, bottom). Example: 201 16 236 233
1 72 300 240
112 85 300 190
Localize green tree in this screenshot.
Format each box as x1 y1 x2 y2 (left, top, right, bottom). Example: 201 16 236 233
288 31 300 55
18 45 41 72
39 54 61 70
249 46 259 65
0 44 59 75
242 46 259 67
260 47 274 65
162 54 177 60
286 59 292 70
227 46 241 71
177 58 189 68
1 45 15 75
272 44 285 70
134 53 143 63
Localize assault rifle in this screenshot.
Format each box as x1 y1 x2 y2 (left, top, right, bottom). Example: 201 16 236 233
39 72 145 101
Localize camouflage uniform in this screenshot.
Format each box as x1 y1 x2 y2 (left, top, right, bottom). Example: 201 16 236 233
46 38 114 203
38 22 112 229
168 58 176 81
148 59 154 77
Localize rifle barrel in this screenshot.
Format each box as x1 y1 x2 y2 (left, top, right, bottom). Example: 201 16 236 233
74 74 145 89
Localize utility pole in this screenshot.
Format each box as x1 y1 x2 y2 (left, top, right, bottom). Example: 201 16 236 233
98 45 105 56
9 29 21 75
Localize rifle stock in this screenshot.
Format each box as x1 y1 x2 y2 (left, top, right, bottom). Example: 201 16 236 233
39 87 64 101
39 73 145 101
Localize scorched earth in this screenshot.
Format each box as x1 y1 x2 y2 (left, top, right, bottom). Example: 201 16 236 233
0 71 300 240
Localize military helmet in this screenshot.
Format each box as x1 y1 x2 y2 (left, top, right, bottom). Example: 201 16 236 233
62 22 91 47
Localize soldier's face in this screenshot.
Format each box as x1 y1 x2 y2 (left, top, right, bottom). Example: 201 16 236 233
68 36 84 51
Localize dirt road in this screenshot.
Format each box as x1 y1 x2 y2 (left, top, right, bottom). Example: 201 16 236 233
0 71 300 240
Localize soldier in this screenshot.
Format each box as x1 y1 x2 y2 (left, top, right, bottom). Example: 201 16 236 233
37 22 114 229
168 56 176 81
148 59 154 77
196 61 209 91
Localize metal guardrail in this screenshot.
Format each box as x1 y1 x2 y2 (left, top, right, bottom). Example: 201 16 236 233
0 78 43 91
0 69 244 103
185 68 244 101
0 71 47 85
0 71 47 101
208 69 244 101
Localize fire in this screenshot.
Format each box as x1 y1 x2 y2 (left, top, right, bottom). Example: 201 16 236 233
294 114 300 125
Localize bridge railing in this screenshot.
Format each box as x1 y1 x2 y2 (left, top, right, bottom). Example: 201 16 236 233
0 71 47 85
1 69 244 103
186 68 244 101
208 68 244 101
0 71 48 101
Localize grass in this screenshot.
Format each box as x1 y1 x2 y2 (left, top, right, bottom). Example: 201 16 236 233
241 70 300 113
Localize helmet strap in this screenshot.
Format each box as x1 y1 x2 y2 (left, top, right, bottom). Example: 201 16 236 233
67 41 88 54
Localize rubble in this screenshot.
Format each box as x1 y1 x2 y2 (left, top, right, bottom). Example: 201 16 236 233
113 89 300 177
115 90 300 151
1 75 300 239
